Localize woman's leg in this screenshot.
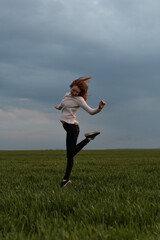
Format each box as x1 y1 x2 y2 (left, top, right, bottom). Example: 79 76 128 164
73 136 90 156
63 123 79 180
63 123 90 180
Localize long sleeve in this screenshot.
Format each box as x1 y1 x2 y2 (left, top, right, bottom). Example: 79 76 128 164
57 104 62 110
76 97 101 115
57 93 68 110
56 92 101 124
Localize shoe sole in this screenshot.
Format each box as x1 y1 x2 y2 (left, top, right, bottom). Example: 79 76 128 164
85 131 100 137
62 180 72 188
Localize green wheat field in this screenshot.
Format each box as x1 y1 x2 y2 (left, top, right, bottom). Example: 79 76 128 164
1 149 160 240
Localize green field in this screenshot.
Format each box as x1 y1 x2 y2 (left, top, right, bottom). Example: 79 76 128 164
1 149 160 240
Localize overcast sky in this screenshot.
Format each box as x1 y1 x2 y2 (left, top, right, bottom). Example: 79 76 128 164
1 0 160 150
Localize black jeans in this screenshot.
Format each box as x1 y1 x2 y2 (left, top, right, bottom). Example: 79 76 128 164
63 122 90 180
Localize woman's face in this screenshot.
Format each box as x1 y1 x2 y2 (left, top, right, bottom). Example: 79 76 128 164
70 85 81 96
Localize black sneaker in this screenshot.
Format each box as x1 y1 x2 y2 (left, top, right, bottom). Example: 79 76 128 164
85 131 100 140
61 179 72 188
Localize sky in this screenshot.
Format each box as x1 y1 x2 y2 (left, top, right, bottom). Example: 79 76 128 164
0 0 160 150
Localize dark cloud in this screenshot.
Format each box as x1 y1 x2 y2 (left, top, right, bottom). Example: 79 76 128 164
0 0 160 149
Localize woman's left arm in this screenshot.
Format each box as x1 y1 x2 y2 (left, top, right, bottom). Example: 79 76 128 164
77 97 106 115
98 100 106 110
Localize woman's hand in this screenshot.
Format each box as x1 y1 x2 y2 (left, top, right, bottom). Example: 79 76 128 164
54 104 59 109
99 100 106 110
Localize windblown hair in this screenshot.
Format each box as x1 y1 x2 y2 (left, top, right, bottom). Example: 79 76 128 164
70 76 92 101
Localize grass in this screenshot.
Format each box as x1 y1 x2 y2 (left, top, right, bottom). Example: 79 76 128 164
1 149 160 239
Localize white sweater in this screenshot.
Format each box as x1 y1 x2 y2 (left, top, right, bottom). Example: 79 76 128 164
57 92 101 124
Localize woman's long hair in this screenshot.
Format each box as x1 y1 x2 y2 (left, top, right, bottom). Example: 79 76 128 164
70 76 92 101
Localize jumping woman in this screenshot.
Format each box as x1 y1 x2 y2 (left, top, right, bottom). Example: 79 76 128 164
55 77 106 188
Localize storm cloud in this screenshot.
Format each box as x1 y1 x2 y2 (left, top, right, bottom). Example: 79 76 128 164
0 0 160 149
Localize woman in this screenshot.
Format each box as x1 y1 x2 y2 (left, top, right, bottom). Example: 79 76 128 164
55 76 106 188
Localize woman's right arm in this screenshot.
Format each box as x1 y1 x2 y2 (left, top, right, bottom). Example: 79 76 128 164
54 104 62 110
54 93 68 110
